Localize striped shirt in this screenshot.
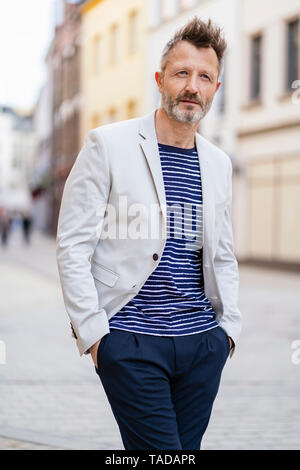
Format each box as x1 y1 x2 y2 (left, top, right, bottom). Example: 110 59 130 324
108 142 219 336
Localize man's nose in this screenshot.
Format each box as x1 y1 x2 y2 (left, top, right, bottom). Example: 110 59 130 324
184 75 198 94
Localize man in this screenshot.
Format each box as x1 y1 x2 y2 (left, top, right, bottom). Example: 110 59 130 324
56 17 242 450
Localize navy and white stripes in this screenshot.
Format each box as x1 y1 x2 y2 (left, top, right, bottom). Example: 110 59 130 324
108 142 219 336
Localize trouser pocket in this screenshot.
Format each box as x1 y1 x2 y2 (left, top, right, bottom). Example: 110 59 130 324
206 326 230 357
217 326 230 355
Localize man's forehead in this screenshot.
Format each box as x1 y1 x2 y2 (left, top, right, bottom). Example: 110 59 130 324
168 41 219 69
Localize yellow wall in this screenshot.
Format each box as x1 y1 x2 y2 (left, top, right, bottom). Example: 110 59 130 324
80 0 148 141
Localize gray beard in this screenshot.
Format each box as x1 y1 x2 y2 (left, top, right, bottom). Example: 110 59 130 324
161 89 212 125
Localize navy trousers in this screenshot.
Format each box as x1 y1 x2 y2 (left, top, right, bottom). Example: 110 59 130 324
95 325 230 450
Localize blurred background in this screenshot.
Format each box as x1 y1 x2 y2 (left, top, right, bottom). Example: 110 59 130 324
0 0 300 450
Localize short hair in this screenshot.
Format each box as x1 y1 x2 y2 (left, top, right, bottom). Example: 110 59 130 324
160 17 227 79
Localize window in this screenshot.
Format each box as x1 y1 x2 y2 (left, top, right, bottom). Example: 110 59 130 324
286 18 299 91
109 24 119 66
250 34 262 102
174 0 181 15
150 0 161 27
128 11 138 55
161 0 174 20
92 35 102 75
161 0 181 20
54 66 62 108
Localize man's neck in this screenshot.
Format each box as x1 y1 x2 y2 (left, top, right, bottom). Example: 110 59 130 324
154 107 199 149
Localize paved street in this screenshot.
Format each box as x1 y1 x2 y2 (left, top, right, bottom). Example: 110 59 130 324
0 227 300 450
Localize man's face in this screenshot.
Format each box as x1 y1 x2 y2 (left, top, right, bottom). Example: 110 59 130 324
156 40 221 125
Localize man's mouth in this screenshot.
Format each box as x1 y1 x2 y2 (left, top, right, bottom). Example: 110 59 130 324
180 100 199 105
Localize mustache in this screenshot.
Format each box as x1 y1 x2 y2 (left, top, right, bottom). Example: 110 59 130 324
176 94 203 106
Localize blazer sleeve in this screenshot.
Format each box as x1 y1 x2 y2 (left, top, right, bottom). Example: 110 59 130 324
56 129 111 356
214 158 242 358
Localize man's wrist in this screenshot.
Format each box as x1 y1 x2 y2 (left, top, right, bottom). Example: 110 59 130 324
90 340 100 352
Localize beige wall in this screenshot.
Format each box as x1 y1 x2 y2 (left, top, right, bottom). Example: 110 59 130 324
247 154 300 262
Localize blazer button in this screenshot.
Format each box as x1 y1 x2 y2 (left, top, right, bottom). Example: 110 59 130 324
153 253 159 261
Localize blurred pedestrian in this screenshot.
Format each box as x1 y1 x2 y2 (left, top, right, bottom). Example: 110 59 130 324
0 208 11 247
22 212 33 244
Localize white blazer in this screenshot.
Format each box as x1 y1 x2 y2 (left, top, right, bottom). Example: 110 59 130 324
56 109 242 358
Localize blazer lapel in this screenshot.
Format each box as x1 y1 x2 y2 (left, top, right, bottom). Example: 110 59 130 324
139 110 167 237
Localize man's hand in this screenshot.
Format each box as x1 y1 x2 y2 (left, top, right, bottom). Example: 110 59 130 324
228 336 234 349
90 340 101 369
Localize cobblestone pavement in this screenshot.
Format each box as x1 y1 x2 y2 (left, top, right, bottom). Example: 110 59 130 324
0 228 300 450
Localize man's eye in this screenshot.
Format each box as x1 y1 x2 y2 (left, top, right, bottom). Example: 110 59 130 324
178 71 187 75
201 74 210 80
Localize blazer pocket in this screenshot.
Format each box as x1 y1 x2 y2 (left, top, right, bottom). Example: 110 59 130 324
91 261 120 287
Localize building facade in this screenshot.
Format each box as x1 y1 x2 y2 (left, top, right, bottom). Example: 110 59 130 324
235 0 300 267
46 0 83 235
79 0 148 140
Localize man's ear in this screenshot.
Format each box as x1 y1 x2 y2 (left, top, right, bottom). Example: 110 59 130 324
155 71 163 94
